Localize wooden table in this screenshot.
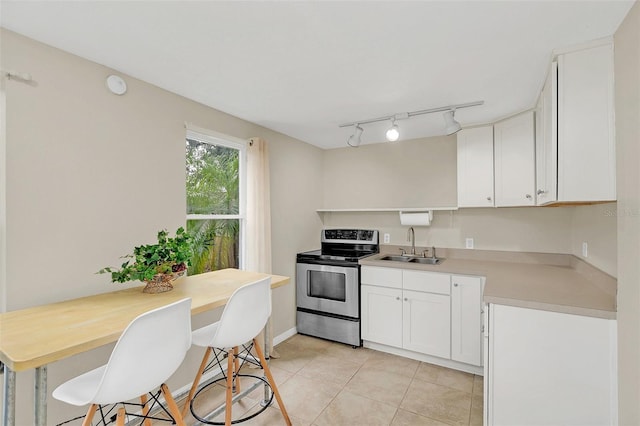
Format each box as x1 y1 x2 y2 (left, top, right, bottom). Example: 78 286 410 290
0 269 290 426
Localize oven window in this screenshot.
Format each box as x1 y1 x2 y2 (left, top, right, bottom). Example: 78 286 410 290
308 270 346 302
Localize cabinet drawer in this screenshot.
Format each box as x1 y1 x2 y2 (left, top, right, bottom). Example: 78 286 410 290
403 270 451 294
361 266 402 289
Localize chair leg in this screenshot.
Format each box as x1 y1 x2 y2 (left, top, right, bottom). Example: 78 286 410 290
81 404 97 426
161 383 186 426
233 346 241 393
115 407 126 426
253 338 292 426
140 394 151 426
225 349 234 426
182 346 213 418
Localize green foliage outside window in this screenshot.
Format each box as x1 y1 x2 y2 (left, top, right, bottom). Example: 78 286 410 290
186 138 241 274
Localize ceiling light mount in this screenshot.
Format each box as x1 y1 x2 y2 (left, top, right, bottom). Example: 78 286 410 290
443 109 462 135
340 100 483 147
347 124 364 148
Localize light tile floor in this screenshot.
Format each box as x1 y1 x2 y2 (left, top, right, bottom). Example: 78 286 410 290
176 334 484 426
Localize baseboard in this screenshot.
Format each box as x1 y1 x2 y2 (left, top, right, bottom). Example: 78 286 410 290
273 326 297 346
363 340 484 376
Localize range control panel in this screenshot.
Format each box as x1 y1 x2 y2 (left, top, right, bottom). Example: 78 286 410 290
322 229 378 243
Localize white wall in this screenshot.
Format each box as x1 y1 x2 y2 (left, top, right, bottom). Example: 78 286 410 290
0 28 324 424
613 1 640 423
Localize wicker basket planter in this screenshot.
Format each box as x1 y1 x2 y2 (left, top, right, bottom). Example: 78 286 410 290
142 270 186 294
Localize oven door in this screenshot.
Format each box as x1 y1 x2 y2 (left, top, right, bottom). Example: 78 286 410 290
296 262 359 318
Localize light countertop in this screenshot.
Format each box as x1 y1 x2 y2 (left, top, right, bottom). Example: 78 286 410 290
359 247 616 319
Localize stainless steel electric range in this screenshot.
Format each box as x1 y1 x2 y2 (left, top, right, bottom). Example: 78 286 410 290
296 229 379 347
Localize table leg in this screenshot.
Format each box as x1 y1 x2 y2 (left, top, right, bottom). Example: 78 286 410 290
34 366 47 426
2 364 16 426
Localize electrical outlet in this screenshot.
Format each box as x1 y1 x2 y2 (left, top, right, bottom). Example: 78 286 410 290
383 233 390 244
582 242 588 257
465 238 474 249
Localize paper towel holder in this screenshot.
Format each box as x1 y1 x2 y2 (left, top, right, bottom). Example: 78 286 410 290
399 210 433 226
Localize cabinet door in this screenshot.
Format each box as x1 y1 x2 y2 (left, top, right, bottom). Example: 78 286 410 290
558 43 615 202
494 111 536 207
451 275 483 366
457 126 495 207
536 62 558 205
361 285 403 347
487 304 617 426
402 289 450 358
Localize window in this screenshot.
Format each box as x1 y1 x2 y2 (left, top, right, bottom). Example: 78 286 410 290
186 128 246 275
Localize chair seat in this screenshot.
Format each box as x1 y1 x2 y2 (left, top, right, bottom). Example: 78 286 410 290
52 365 106 406
191 321 220 347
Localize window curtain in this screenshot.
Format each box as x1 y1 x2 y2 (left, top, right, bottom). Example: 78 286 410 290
246 137 279 358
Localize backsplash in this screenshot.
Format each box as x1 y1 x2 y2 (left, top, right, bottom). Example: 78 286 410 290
321 203 617 277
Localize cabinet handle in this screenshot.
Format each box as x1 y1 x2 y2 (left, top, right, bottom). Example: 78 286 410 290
526 194 532 200
537 189 546 195
487 196 492 201
453 283 459 287
404 297 408 301
396 296 400 301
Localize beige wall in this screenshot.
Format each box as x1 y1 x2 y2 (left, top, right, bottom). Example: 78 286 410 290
614 1 640 423
0 29 324 424
570 203 618 277
323 136 458 209
322 207 574 255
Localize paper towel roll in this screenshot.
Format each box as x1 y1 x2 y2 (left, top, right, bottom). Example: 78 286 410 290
399 211 432 226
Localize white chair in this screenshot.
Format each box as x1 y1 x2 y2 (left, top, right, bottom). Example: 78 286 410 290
182 277 291 426
52 298 192 426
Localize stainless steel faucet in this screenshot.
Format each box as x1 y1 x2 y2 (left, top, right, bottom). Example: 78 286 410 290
407 227 416 255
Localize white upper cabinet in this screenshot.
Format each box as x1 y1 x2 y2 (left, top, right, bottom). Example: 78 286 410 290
535 62 558 205
557 42 616 202
457 126 495 207
494 111 536 207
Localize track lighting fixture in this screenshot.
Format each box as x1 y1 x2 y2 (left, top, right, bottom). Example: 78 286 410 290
340 100 483 147
443 109 462 135
347 125 364 147
385 119 400 142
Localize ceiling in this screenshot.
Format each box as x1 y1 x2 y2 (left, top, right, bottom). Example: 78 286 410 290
0 1 634 149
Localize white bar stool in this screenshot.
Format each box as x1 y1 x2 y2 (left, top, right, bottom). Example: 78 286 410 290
182 277 291 425
52 298 192 426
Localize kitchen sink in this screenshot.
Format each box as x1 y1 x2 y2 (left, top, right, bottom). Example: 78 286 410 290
379 255 444 265
410 257 444 265
379 255 412 262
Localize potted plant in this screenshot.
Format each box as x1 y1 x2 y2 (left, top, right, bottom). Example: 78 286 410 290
99 227 193 293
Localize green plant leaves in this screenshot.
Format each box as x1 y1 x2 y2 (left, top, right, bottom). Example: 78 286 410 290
97 227 193 284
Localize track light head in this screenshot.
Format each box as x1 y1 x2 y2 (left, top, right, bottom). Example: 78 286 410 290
443 110 462 135
385 120 400 142
347 125 364 147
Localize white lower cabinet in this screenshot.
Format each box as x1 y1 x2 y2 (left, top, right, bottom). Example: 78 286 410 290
361 284 402 347
451 275 484 366
485 303 617 426
361 266 484 370
402 289 450 358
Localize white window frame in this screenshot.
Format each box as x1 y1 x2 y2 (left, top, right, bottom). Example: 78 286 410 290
185 127 247 269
